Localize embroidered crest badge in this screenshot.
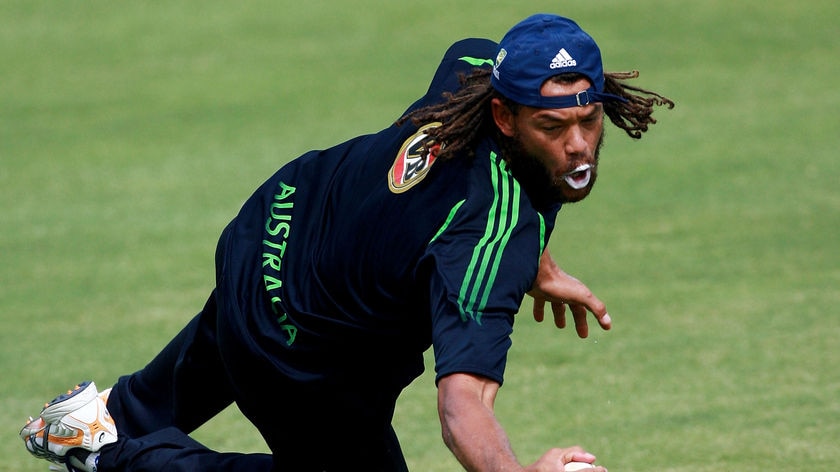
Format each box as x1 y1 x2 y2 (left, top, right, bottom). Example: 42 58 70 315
388 122 442 193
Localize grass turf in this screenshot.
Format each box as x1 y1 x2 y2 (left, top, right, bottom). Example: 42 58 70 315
2 1 838 470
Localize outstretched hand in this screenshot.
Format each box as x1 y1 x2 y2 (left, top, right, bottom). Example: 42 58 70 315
526 249 611 338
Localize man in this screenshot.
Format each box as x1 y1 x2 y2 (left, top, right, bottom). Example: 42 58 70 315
20 14 673 472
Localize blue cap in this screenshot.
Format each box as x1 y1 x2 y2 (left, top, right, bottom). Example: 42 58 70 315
491 14 625 109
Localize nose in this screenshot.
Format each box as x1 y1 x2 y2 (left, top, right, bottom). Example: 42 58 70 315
564 125 588 157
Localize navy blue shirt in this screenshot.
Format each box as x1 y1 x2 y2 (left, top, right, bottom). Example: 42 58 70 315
217 39 561 396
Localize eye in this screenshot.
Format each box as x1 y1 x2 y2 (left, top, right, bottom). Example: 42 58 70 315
581 114 601 128
540 122 565 132
584 109 604 123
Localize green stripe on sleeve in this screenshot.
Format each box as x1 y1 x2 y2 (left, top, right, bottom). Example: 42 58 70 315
458 152 520 324
458 160 501 322
538 213 546 255
476 161 520 319
429 200 465 245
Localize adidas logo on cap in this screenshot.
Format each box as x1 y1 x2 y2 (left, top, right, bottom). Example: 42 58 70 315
550 48 577 69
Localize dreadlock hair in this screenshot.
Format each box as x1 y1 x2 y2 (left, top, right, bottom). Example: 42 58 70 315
396 69 498 161
602 70 675 138
397 68 674 160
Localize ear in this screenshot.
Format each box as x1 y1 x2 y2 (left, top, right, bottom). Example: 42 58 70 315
491 97 516 138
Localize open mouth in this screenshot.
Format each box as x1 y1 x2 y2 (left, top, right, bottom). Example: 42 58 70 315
563 164 592 190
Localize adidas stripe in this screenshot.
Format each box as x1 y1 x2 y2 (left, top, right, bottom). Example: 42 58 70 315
458 151 521 324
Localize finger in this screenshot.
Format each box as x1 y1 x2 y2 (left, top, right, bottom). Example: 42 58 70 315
581 293 608 325
597 312 612 330
571 304 589 338
565 450 597 465
565 451 603 472
533 298 546 323
551 301 566 329
577 292 610 332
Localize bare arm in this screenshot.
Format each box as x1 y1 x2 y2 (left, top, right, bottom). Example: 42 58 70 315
438 373 606 472
527 249 611 338
438 373 520 471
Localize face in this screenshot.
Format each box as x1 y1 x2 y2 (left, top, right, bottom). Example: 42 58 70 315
492 77 605 204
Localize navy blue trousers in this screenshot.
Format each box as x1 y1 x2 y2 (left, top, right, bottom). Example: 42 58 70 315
98 292 408 471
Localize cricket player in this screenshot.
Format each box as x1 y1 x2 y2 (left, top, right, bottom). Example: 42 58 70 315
21 14 672 472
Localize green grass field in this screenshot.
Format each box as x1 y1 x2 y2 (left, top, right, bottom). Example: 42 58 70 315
2 1 838 470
